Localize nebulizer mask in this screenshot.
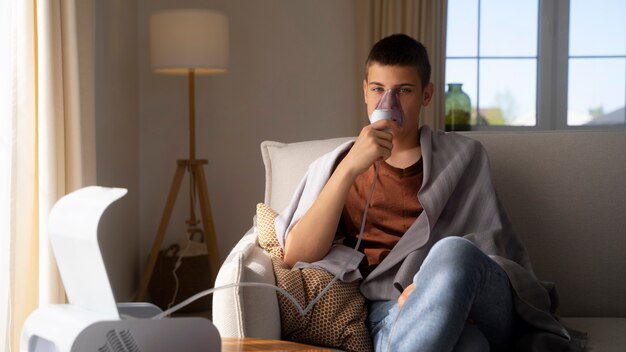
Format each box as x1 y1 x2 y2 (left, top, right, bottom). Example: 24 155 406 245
369 88 404 128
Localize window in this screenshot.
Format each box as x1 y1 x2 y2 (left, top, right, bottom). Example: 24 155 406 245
445 0 626 131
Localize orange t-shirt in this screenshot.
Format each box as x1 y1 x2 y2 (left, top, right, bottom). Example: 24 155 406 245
340 159 424 277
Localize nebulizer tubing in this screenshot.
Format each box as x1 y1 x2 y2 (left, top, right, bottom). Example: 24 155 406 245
153 166 379 320
153 90 400 320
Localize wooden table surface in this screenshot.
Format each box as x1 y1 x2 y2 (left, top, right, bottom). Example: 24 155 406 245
221 337 334 351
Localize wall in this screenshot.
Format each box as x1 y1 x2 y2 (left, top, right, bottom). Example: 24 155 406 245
93 0 360 299
137 0 360 285
95 0 140 301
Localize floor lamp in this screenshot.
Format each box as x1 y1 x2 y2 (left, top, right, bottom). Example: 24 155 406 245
136 9 229 302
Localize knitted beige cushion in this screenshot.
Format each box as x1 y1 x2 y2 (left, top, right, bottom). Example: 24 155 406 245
256 203 372 352
256 203 284 259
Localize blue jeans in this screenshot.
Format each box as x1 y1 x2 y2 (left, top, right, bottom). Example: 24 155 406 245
367 237 515 352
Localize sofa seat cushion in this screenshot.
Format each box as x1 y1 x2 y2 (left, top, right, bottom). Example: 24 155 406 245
560 317 626 352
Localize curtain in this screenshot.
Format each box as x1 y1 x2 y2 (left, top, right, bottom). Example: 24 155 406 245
356 0 448 130
1 0 96 350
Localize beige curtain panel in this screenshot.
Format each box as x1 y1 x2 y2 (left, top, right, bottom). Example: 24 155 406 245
356 0 448 130
1 0 96 350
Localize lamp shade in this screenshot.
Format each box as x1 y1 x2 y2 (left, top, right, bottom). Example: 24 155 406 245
150 9 229 75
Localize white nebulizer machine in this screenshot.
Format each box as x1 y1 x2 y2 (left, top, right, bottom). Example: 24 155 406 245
21 92 401 351
20 187 221 352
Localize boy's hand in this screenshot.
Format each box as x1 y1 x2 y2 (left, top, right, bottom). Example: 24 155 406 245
339 119 396 177
398 283 415 309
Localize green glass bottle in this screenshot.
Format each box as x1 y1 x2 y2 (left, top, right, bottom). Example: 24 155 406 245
445 83 471 131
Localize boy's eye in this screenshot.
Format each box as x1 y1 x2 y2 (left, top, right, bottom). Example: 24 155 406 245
398 88 412 94
370 87 384 93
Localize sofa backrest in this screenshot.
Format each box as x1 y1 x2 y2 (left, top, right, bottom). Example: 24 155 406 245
466 130 625 318
260 130 626 317
261 137 354 213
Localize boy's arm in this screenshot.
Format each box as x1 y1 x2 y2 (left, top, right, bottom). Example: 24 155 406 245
283 120 395 267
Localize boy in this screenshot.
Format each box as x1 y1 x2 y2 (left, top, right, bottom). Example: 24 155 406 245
276 34 580 351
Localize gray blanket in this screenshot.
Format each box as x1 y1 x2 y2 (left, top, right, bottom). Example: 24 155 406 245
275 126 583 350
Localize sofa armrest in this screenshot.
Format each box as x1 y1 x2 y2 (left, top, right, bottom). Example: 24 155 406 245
212 226 281 339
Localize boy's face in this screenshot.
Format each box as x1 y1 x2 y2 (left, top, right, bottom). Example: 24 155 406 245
363 64 433 137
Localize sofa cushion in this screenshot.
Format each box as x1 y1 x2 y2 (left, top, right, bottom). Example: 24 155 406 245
255 203 283 258
256 203 372 351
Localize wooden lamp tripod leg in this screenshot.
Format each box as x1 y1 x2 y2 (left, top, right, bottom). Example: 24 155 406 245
136 161 187 301
194 161 221 284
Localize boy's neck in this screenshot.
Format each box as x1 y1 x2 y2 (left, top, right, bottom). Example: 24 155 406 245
386 136 421 169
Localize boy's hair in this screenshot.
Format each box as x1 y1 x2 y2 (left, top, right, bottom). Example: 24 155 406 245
365 34 431 88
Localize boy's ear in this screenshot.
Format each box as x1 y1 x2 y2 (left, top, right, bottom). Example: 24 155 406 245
422 82 434 106
363 79 368 104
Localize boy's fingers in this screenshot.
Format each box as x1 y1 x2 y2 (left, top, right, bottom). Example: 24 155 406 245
370 119 398 133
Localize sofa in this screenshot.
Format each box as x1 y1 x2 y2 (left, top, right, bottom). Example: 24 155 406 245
213 130 626 351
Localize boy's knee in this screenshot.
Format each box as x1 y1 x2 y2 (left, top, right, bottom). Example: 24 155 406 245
430 237 482 263
412 237 487 286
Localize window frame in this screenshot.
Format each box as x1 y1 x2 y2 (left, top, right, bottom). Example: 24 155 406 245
445 0 626 131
